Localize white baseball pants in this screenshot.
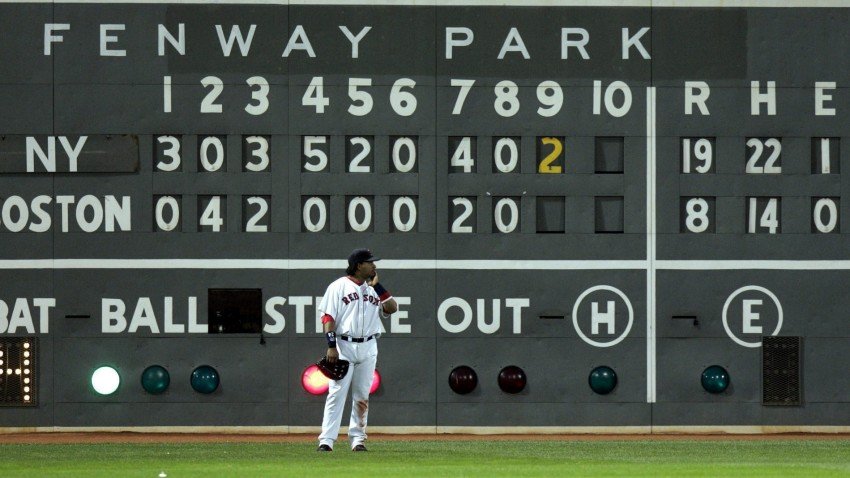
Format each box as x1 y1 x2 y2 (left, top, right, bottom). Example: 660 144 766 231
318 339 378 449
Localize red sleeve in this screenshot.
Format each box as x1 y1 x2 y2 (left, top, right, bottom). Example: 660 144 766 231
321 314 334 325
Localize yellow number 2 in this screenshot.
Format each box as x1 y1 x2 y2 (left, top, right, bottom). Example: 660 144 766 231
538 137 563 174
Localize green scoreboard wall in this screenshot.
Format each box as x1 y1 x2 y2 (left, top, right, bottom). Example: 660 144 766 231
0 1 848 430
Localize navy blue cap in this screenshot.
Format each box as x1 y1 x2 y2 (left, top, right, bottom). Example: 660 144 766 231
348 248 380 267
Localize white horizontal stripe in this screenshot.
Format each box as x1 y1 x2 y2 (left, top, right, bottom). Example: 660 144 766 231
8 425 850 435
7 259 850 270
656 260 850 270
0 259 648 270
1 0 846 6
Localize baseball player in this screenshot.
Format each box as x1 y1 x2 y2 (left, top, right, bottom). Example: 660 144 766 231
317 248 398 452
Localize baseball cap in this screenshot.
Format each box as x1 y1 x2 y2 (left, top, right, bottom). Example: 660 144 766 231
348 248 380 266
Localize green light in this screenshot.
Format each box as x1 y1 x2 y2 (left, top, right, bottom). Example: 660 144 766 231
588 366 617 395
191 365 220 394
701 365 730 394
141 365 170 394
91 366 120 395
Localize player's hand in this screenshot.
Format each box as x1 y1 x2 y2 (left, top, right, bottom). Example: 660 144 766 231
368 272 379 287
326 347 339 363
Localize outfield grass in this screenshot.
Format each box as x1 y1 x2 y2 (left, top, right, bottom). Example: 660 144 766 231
0 439 848 477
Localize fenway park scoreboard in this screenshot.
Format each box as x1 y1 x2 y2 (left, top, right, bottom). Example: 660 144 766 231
1 2 849 430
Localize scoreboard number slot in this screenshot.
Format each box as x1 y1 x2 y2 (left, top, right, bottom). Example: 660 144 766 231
302 196 329 232
243 135 270 172
198 195 226 232
450 197 476 233
680 197 715 233
745 137 782 174
812 137 840 174
812 197 839 233
747 197 780 234
199 136 226 172
155 135 182 172
681 138 715 174
347 136 374 173
537 137 564 174
346 196 374 232
390 136 418 173
243 196 270 232
493 137 520 173
153 195 181 232
302 136 329 172
450 137 476 173
391 196 418 233
493 197 520 233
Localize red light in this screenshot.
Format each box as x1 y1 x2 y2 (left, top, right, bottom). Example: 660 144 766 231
301 365 329 395
301 365 381 395
370 369 381 394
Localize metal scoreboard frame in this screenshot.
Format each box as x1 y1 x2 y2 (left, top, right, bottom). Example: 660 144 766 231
1 0 850 431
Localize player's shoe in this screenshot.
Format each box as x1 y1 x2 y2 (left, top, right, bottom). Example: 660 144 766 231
317 444 333 452
352 444 367 452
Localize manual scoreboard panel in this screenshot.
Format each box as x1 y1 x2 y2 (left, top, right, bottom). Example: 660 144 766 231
0 2 848 429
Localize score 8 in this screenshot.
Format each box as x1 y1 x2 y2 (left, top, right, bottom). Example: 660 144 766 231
680 197 715 233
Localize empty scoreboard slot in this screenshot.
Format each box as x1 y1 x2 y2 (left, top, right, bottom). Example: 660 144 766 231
208 289 263 334
535 197 565 233
594 137 624 174
64 314 91 319
594 197 624 233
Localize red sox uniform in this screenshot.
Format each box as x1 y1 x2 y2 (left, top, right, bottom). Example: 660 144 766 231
317 275 391 450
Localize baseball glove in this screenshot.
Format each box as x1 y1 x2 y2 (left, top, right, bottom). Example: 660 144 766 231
316 357 349 381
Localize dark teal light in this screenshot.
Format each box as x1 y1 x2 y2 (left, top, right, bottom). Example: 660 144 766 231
701 365 730 394
588 366 617 395
141 365 170 394
191 365 220 394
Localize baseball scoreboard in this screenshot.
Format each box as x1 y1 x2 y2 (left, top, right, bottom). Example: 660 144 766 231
1 1 849 430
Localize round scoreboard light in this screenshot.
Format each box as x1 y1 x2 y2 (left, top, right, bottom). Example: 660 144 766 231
588 366 618 395
448 365 478 395
141 365 171 395
701 365 730 394
370 369 381 394
91 366 121 395
498 365 527 394
190 365 220 394
301 364 330 395
301 365 381 394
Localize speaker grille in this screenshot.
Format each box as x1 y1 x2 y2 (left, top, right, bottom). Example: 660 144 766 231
762 336 802 406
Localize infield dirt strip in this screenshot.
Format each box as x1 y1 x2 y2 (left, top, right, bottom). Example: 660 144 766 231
0 433 848 444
